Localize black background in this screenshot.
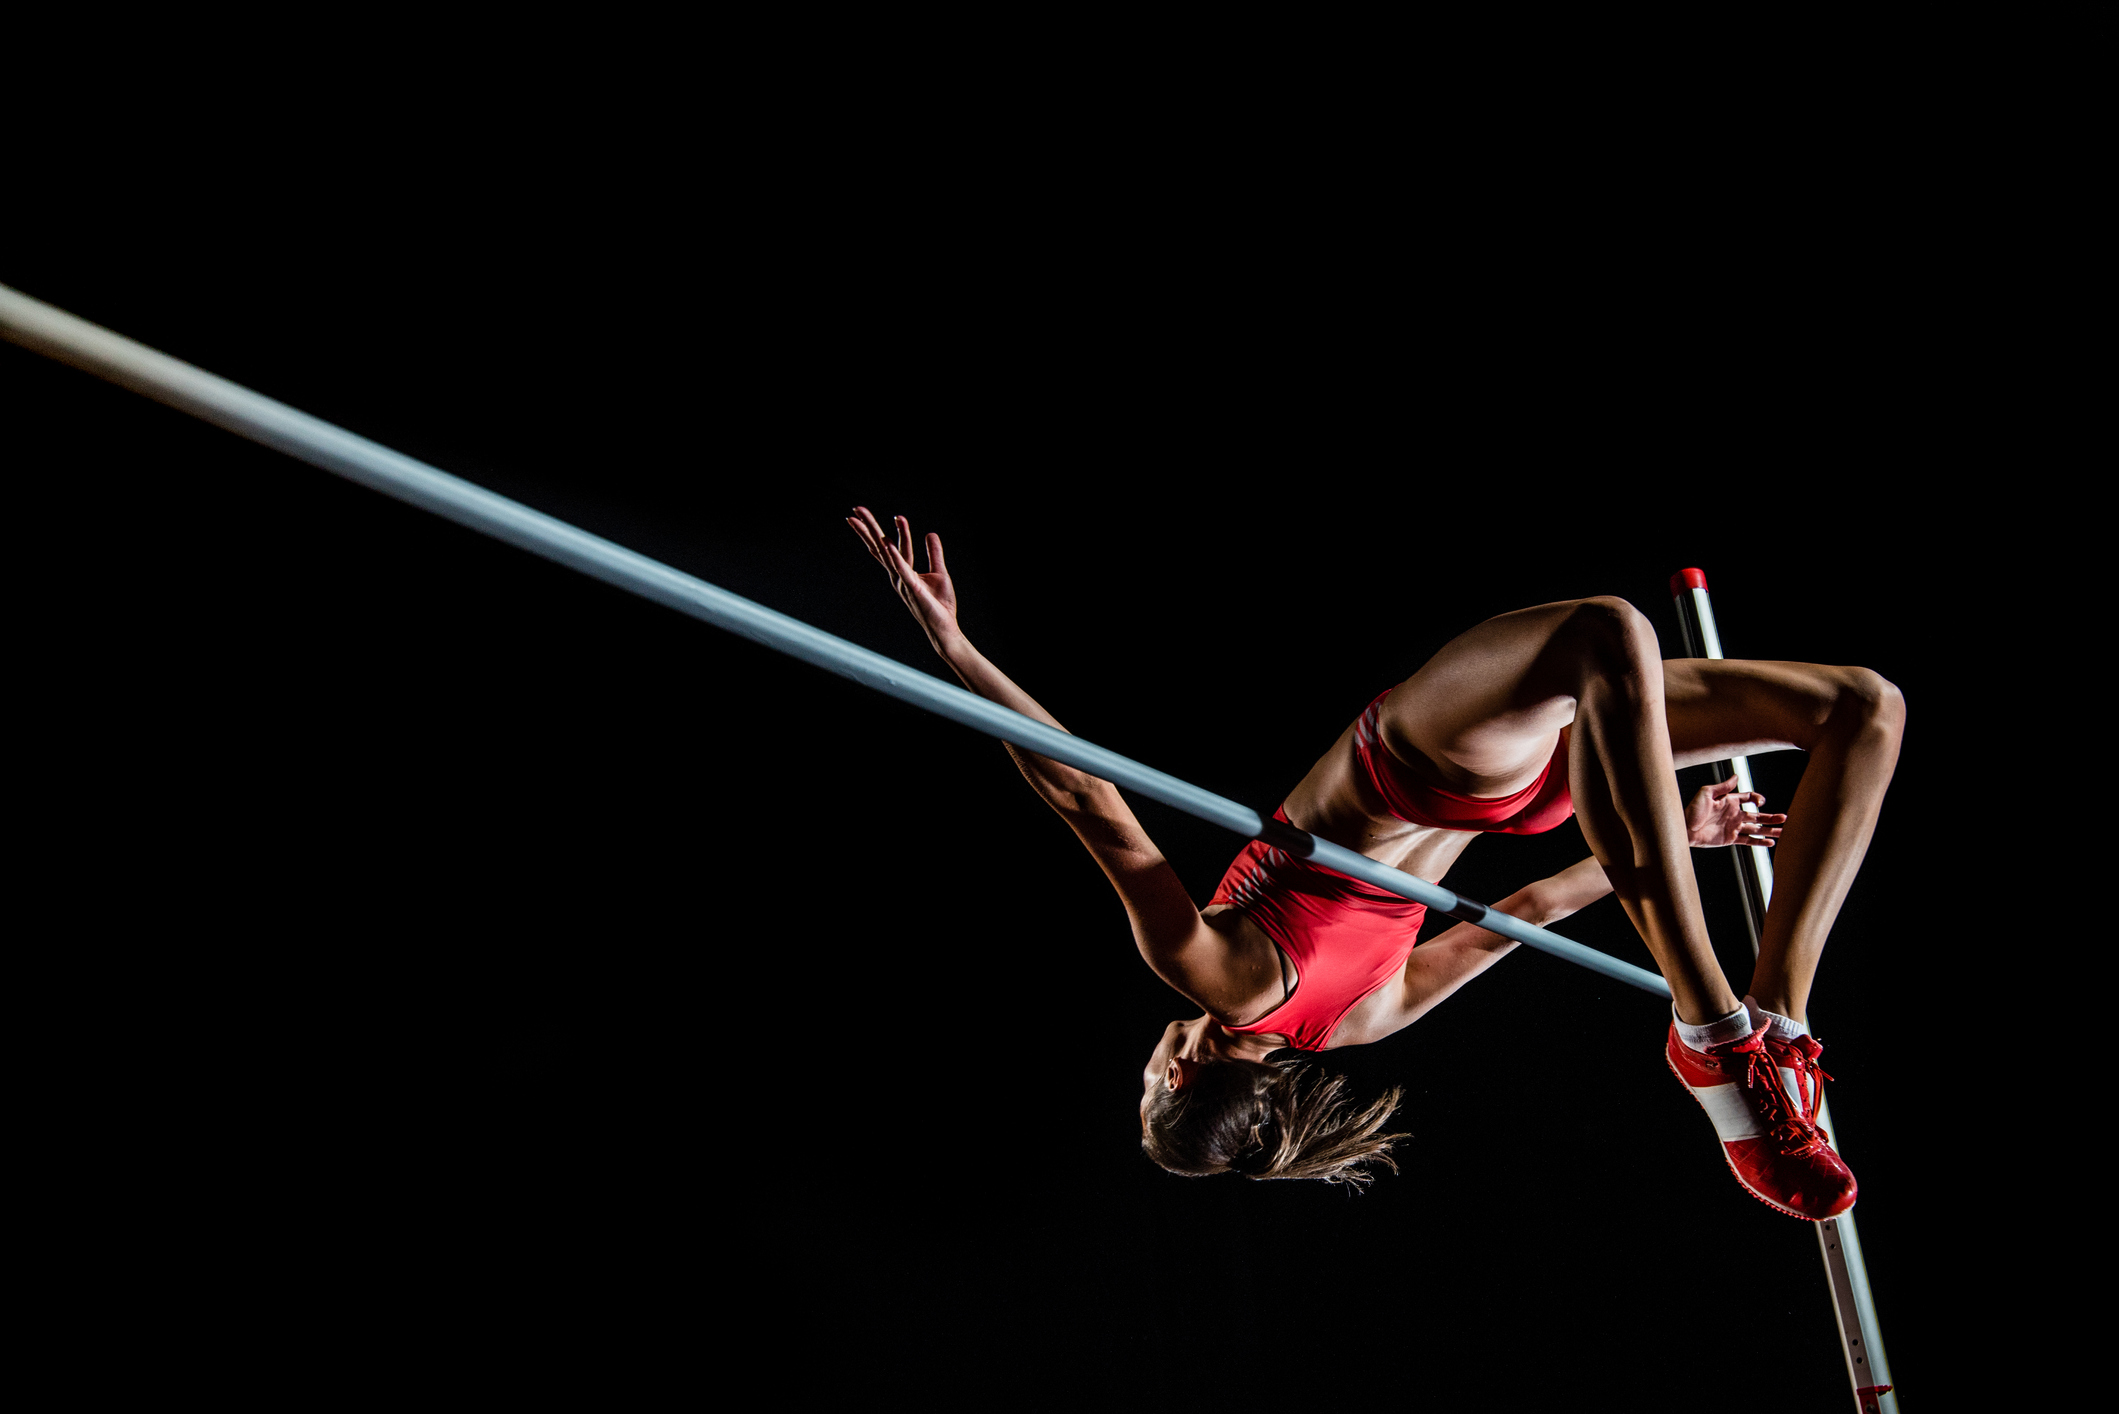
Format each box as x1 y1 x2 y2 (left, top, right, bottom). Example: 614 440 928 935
6 250 2033 1405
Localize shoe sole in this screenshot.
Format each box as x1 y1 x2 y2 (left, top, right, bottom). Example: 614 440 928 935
1663 1048 1854 1223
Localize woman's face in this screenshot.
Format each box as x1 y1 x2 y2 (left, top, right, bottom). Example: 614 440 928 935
1139 1016 1210 1130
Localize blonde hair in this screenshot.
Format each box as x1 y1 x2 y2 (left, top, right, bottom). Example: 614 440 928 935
1142 1057 1405 1187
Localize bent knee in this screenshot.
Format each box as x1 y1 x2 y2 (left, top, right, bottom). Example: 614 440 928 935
1566 596 1660 670
1833 668 1906 739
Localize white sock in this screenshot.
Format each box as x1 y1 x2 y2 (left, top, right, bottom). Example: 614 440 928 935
1743 995 1809 1041
1674 1002 1754 1052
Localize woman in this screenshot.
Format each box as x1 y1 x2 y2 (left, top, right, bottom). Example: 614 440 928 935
845 508 1903 1219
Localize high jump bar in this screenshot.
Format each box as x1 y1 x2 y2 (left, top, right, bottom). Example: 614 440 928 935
1 282 1670 998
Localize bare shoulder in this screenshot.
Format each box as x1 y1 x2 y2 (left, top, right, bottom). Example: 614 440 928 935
1197 905 1297 1027
1318 971 1410 1049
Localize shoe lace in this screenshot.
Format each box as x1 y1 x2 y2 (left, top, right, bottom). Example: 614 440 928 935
1729 1033 1832 1157
1778 1035 1835 1122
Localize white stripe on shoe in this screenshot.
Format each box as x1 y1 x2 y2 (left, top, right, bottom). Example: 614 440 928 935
1691 1067 1809 1142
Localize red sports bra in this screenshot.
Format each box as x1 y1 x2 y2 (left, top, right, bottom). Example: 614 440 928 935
1209 808 1428 1051
1209 688 1576 1050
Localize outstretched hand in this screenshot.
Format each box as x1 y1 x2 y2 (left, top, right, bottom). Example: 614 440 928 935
1686 776 1786 849
845 506 962 656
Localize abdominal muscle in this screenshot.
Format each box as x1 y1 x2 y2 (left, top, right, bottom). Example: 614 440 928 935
1284 716 1483 883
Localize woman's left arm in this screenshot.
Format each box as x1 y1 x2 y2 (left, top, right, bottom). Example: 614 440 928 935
845 507 1262 1015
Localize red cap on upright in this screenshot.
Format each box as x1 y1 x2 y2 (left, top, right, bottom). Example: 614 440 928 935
1669 567 1708 596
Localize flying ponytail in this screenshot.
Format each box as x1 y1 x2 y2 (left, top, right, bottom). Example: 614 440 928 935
1142 1056 1405 1187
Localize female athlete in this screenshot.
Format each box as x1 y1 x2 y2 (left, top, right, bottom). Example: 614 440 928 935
846 508 1903 1219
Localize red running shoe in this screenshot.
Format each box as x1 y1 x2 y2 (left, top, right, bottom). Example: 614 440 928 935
1664 1023 1856 1220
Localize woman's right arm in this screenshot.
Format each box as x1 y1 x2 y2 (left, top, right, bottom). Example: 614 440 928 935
1361 775 1778 1037
844 508 1266 1013
1355 858 1616 1039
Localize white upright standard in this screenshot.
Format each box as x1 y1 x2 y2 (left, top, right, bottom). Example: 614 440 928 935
1669 568 1898 1414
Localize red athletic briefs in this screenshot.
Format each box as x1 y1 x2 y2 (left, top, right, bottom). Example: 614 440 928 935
1352 686 1575 835
1209 687 1575 1051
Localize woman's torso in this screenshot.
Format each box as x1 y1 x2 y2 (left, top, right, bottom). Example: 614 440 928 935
1203 694 1570 1048
1205 811 1434 1050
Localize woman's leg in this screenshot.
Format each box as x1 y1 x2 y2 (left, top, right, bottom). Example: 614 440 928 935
1384 598 1740 1025
1661 659 1906 1023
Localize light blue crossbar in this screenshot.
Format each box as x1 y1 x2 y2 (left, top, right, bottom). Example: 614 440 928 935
0 283 1671 998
